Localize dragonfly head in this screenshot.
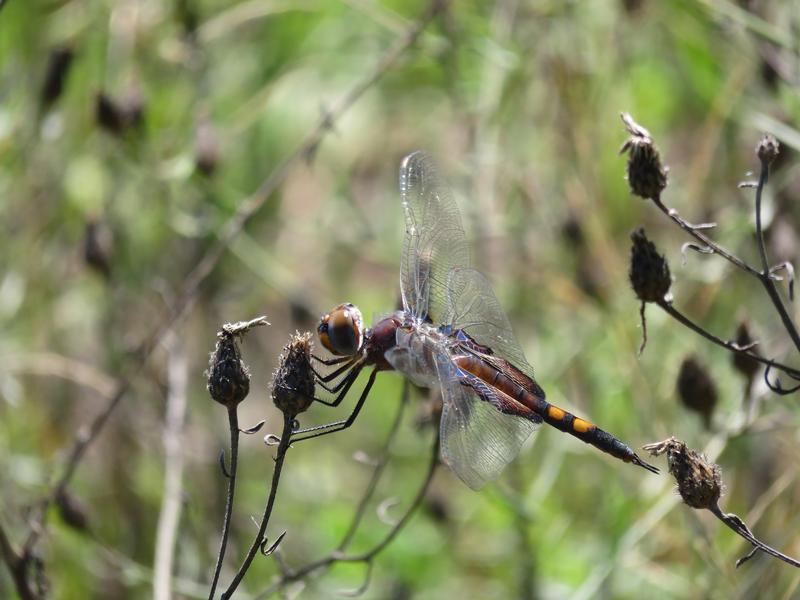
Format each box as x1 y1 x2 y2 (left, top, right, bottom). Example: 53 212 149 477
318 303 364 356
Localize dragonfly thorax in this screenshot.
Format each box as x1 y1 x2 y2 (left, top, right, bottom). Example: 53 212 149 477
383 313 449 388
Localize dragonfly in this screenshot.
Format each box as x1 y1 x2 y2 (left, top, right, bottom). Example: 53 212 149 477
292 151 658 489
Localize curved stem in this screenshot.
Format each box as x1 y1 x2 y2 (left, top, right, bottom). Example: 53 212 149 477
709 504 800 568
337 381 409 551
255 428 440 598
208 408 240 599
753 158 800 354
221 414 294 599
651 195 761 276
657 300 800 379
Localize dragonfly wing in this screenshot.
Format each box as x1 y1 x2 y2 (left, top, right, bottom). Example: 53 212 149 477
436 356 539 490
445 266 537 380
399 152 470 323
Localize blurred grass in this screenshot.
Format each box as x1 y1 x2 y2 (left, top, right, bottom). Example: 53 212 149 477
2 0 800 598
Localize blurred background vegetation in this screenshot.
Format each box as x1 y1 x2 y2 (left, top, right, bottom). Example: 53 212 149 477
1 0 800 598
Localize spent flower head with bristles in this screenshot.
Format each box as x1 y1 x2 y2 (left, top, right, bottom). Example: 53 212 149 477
629 228 671 303
677 356 718 429
207 330 251 408
644 437 723 509
756 134 779 165
272 331 316 417
619 112 668 200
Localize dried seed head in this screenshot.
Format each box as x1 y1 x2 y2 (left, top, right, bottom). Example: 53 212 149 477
677 356 717 429
272 331 316 417
55 488 90 532
83 218 113 279
619 112 668 200
732 321 761 382
195 115 220 176
96 92 126 135
645 437 723 509
40 46 74 108
756 134 779 165
207 331 250 408
629 228 671 303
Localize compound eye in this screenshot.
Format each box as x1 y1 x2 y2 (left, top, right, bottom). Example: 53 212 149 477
317 303 363 356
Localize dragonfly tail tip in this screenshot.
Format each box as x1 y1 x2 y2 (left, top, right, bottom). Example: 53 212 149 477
632 453 660 474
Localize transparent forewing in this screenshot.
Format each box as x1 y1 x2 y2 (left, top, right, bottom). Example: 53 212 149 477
436 355 538 490
444 267 537 379
399 152 470 322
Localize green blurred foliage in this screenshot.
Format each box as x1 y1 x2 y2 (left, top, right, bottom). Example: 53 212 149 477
1 0 800 598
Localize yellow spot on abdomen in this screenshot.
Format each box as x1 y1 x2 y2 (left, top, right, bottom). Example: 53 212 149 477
572 418 594 433
547 405 566 421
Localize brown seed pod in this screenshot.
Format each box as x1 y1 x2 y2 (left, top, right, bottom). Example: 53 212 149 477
40 46 74 108
677 356 718 429
756 134 779 165
644 437 723 509
629 228 671 303
271 331 316 417
207 331 250 408
619 112 668 200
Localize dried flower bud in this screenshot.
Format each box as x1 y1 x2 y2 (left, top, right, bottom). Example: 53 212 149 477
756 134 779 165
95 89 145 135
195 115 220 176
732 321 761 382
644 437 723 509
272 331 316 417
83 218 113 279
55 488 90 532
207 331 250 408
619 112 668 200
40 46 74 108
677 356 717 429
629 228 671 303
96 92 126 135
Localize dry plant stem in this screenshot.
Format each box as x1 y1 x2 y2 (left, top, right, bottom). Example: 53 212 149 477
650 195 761 276
12 1 442 580
337 381 409 552
0 521 35 600
221 414 294 599
708 504 800 568
256 429 440 599
656 300 800 379
154 337 189 600
752 158 800 354
650 155 800 355
208 408 240 600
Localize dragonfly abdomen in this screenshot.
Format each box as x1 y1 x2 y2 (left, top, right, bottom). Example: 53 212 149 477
454 354 659 473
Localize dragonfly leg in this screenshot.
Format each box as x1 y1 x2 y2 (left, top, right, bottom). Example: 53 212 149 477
311 357 358 383
271 363 362 410
312 363 364 406
290 369 378 443
311 354 352 366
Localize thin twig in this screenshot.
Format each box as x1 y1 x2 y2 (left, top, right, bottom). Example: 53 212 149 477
752 155 800 354
0 520 35 600
255 429 440 599
650 195 761 276
207 408 240 600
154 335 189 600
16 0 441 571
708 504 800 568
221 414 295 599
337 381 409 552
656 300 800 379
